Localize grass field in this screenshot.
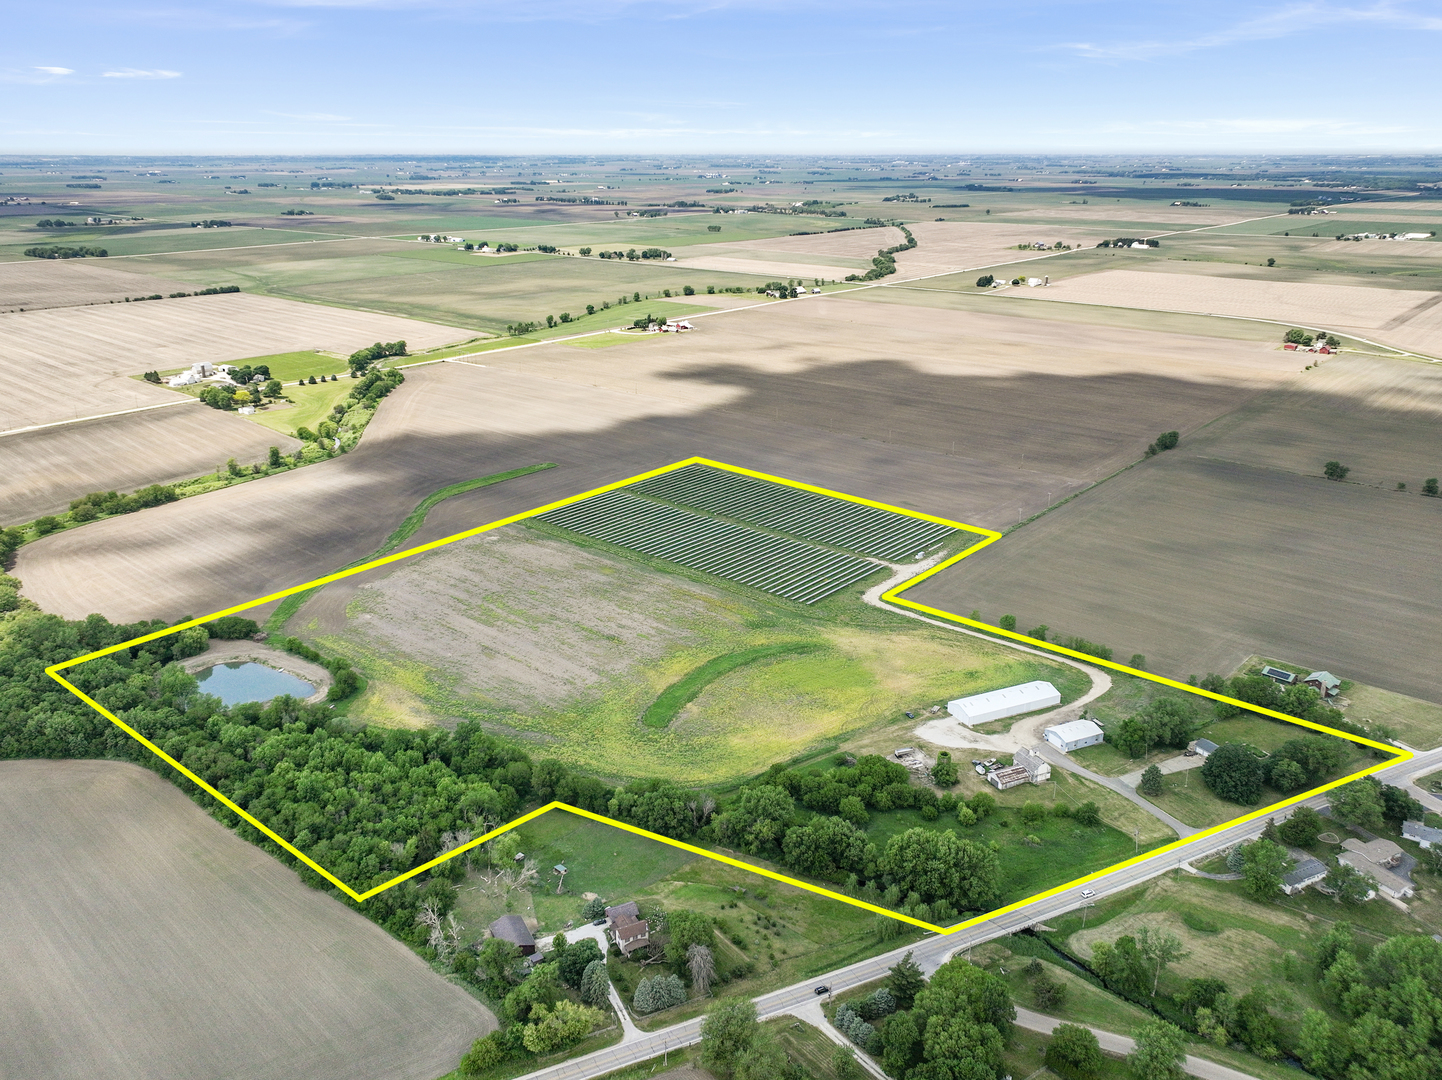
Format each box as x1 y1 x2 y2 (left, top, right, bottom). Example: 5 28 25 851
248 376 354 436
858 793 1169 905
303 523 1083 785
0 759 493 1080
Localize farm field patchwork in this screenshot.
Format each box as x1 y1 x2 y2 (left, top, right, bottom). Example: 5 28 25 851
0 759 494 1080
13 289 1309 625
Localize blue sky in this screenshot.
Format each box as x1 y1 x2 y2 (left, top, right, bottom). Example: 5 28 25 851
6 0 1442 154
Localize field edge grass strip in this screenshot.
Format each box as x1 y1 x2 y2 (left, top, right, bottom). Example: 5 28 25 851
46 456 1413 931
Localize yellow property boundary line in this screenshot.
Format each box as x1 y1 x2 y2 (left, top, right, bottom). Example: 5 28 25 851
46 457 1409 933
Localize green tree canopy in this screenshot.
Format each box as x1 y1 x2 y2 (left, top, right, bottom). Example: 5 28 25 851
1200 741 1264 803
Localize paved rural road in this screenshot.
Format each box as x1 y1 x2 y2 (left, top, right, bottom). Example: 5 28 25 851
517 745 1441 1080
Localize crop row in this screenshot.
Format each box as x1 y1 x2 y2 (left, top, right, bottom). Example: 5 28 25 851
538 489 876 604
633 463 953 561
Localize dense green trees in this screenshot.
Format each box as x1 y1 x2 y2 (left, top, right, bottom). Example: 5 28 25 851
1046 1024 1103 1080
871 956 1013 1080
348 340 406 376
1128 1019 1185 1080
1200 741 1264 803
880 828 999 911
702 998 762 1078
1110 698 1195 758
1301 931 1442 1080
1240 838 1291 899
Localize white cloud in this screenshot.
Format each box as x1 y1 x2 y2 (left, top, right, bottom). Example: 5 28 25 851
102 67 182 78
35 66 75 75
1064 1 1442 61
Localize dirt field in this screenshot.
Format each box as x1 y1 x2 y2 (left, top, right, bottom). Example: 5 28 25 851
0 759 493 1080
15 296 1302 623
0 290 473 430
1028 267 1432 330
906 354 1442 703
0 259 191 312
0 404 301 522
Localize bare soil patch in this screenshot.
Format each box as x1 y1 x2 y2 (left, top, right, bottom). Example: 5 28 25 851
0 259 191 312
0 405 301 522
0 759 493 1080
907 355 1442 702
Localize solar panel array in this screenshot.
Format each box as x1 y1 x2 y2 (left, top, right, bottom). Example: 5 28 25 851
632 463 954 560
538 489 875 604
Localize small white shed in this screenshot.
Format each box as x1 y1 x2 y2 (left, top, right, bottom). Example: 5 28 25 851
948 681 1061 726
1043 718 1105 753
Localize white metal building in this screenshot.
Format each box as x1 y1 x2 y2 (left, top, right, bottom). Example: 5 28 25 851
1043 718 1104 753
948 681 1061 726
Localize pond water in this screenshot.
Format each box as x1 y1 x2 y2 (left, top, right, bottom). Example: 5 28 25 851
195 661 316 705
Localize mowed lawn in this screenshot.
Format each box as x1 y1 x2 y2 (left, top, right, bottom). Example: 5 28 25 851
0 760 493 1080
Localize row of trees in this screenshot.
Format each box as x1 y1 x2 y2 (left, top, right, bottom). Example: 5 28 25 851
845 225 916 282
23 245 108 258
347 340 406 376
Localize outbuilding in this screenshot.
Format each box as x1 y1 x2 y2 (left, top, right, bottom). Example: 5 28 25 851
1042 718 1104 753
1189 738 1219 758
949 681 1061 726
1261 666 1297 685
489 914 536 956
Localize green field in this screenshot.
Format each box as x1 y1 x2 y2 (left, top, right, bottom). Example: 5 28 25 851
247 377 353 436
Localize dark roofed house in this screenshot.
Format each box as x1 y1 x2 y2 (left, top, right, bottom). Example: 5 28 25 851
611 915 650 957
1282 855 1327 895
489 914 536 956
1403 820 1442 850
605 901 640 927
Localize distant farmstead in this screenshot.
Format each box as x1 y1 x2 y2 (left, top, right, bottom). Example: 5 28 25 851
949 681 1061 726
1043 718 1104 753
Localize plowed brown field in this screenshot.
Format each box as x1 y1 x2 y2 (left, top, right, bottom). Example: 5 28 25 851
0 759 494 1080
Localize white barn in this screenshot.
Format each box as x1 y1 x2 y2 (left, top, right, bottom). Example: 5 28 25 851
1043 718 1104 753
948 681 1060 726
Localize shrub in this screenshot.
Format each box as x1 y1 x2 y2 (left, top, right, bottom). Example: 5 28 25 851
33 516 62 536
205 615 259 639
1323 460 1350 481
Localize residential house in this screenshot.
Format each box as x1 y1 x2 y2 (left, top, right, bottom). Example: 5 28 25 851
610 915 650 957
1282 855 1328 895
1337 837 1414 900
1013 746 1052 783
1403 820 1442 850
1304 671 1341 698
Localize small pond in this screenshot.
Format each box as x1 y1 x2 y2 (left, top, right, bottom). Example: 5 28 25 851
195 661 316 706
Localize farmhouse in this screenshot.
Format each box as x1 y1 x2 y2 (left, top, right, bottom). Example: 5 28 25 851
1337 837 1414 900
1282 854 1328 895
1043 718 1104 753
1403 820 1442 849
610 915 650 957
489 914 536 956
604 901 640 926
949 681 1061 726
1304 671 1341 698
